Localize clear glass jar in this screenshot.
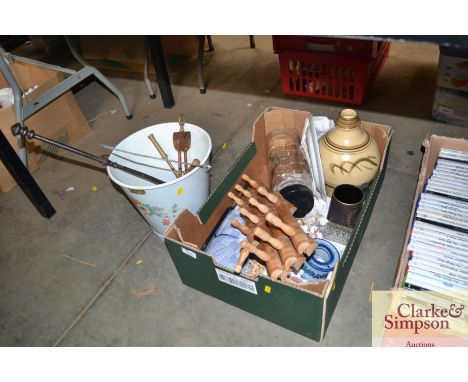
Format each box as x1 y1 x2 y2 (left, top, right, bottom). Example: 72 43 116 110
267 129 314 217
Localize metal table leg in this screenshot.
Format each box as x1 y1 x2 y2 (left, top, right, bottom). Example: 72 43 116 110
144 41 157 99
249 35 256 49
0 129 55 218
198 35 207 94
207 35 214 51
147 36 175 108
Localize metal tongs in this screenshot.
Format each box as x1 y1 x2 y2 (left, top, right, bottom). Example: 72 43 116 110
98 145 211 172
11 124 165 185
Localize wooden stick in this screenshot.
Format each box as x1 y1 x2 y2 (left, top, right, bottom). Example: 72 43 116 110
240 241 271 262
252 227 284 250
234 184 252 199
241 174 297 214
270 227 298 269
264 245 284 280
234 212 284 279
292 235 317 256
280 269 291 283
276 203 317 256
237 204 259 241
293 254 306 271
265 212 296 236
257 186 278 204
240 208 260 224
275 202 300 227
274 194 298 215
242 180 316 257
248 198 299 268
241 174 259 189
230 219 251 236
239 174 317 257
247 205 291 280
227 191 244 206
235 241 258 274
248 197 269 214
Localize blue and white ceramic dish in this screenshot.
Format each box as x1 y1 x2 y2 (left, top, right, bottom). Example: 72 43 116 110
300 238 339 281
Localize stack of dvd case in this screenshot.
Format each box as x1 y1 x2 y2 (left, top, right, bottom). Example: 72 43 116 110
405 148 468 291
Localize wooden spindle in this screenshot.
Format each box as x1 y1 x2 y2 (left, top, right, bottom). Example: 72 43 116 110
275 202 299 227
264 245 284 280
241 174 259 189
270 227 298 269
234 240 259 274
257 186 278 204
276 202 317 256
240 208 260 224
241 174 296 213
227 191 244 206
274 195 298 215
240 241 271 262
265 212 296 236
234 248 250 274
234 184 252 199
248 197 269 214
293 254 306 271
231 219 251 236
280 269 290 283
292 235 317 256
252 227 284 250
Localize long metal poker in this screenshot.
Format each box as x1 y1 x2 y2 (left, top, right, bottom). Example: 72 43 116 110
99 144 211 171
11 124 165 185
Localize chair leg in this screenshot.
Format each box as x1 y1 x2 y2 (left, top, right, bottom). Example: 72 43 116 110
207 35 214 51
64 36 133 119
92 70 133 119
143 41 157 99
249 35 256 49
198 36 206 94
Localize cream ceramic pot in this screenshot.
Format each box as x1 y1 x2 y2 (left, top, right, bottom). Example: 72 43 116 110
319 109 381 196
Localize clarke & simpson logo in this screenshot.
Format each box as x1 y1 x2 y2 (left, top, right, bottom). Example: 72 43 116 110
372 290 468 347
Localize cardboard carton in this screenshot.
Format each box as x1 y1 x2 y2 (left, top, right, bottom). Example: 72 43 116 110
79 36 200 76
432 48 468 127
164 107 392 341
0 61 90 192
393 134 468 288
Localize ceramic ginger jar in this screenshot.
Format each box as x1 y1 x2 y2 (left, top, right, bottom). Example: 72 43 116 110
319 109 381 196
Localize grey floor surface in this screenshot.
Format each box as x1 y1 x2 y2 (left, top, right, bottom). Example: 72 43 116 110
1 36 467 346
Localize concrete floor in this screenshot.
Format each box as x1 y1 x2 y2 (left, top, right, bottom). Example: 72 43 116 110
1 36 467 346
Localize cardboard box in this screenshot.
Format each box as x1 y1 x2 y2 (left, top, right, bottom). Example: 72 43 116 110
436 52 468 93
164 107 392 341
393 134 468 288
79 36 200 76
432 87 468 127
432 47 468 127
0 61 90 192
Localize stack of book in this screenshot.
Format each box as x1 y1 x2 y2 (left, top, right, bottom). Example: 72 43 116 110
405 148 468 291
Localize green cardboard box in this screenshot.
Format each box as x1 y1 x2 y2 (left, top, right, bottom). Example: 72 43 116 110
164 107 393 341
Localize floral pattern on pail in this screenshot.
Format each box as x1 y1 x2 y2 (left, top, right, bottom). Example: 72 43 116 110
131 199 179 226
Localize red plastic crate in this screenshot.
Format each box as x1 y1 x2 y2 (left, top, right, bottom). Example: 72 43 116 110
273 36 386 59
277 42 390 105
